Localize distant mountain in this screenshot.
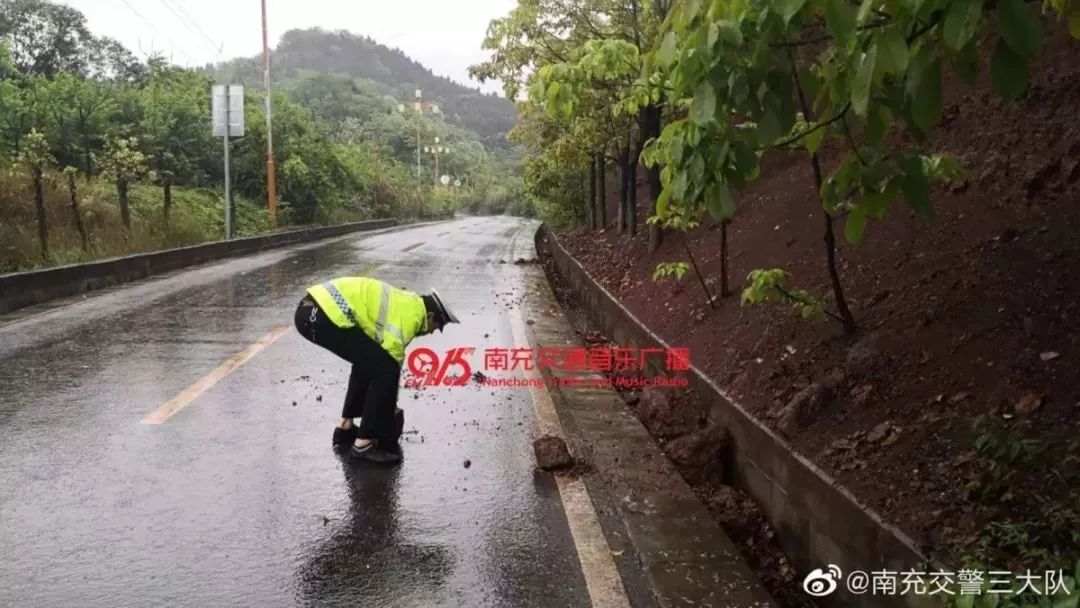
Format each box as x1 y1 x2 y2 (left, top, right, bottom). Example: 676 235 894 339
208 28 516 148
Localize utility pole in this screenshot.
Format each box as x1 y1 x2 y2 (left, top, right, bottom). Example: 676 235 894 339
415 89 422 179
424 139 450 188
261 0 277 227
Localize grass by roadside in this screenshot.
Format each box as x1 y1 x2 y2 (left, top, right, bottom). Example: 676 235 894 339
0 172 368 273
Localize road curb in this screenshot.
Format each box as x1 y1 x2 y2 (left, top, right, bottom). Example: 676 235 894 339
536 224 937 608
0 215 452 315
517 234 776 608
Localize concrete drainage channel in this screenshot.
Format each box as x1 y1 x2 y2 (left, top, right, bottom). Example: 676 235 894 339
0 216 452 315
534 224 937 608
515 239 775 607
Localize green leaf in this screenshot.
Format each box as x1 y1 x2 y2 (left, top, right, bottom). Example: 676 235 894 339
776 0 809 24
758 109 782 146
657 188 671 216
545 81 561 106
956 595 975 608
658 32 678 66
852 46 877 118
943 0 984 51
865 104 892 145
997 0 1045 59
707 181 736 220
990 39 1029 100
729 71 749 104
1053 592 1079 608
691 83 717 125
673 170 689 202
1070 14 1080 38
690 153 706 185
797 67 822 109
856 0 875 23
862 179 900 219
951 39 980 85
845 207 869 243
877 28 909 76
805 125 826 153
716 20 744 46
907 52 942 131
900 155 933 220
825 0 857 47
734 142 758 176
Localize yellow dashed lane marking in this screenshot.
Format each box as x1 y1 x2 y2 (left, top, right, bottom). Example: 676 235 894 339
141 325 290 425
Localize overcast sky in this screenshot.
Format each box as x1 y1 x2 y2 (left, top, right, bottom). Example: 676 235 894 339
59 0 517 94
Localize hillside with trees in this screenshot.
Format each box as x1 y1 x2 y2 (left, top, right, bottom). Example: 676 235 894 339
474 0 1080 603
208 28 518 149
0 0 528 273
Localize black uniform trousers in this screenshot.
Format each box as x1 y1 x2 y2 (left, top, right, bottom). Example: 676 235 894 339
294 296 400 441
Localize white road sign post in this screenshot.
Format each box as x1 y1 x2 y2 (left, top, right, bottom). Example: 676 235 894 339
212 84 245 240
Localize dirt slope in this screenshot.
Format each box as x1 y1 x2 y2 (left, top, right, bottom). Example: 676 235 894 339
555 24 1080 568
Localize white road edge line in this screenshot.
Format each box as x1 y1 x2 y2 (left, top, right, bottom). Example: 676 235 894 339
509 308 632 608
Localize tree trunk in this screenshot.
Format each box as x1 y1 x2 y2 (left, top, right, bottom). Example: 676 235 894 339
819 174 857 335
82 137 93 181
588 154 597 230
643 104 664 252
790 60 857 335
68 171 88 252
32 166 48 261
720 220 731 297
628 145 638 238
163 178 173 226
578 170 588 225
118 179 131 232
684 238 715 309
598 155 607 229
618 146 629 234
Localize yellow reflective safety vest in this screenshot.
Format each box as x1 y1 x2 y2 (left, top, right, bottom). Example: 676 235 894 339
306 277 428 363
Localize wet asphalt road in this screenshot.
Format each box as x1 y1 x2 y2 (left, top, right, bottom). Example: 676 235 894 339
0 217 592 607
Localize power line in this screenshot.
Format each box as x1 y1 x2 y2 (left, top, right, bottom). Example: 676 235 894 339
114 0 198 65
158 0 225 60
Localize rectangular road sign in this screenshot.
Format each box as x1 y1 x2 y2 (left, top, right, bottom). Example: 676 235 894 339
212 84 245 138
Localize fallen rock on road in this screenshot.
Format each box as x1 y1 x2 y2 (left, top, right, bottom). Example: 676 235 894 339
533 435 574 471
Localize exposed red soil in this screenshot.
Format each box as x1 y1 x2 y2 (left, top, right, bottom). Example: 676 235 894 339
552 24 1080 570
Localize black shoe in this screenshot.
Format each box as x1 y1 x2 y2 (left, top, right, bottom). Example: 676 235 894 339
333 426 358 450
350 442 403 464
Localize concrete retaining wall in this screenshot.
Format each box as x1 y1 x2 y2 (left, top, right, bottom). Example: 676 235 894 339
538 225 935 608
0 218 406 315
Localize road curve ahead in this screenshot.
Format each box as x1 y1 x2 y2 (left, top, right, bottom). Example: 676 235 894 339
0 217 597 608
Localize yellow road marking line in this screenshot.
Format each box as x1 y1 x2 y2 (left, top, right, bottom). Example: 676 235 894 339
141 325 290 425
402 242 425 252
508 308 631 608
